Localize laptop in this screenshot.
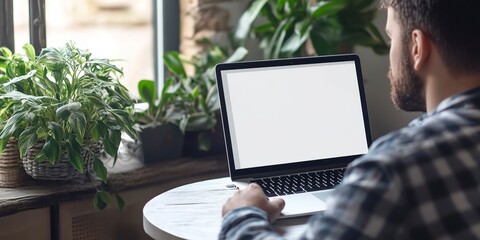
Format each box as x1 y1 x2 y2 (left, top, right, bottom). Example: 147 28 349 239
215 54 372 218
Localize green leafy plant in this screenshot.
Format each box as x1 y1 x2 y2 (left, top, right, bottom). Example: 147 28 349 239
129 78 186 163
0 42 136 209
163 45 248 151
135 78 184 129
235 0 389 59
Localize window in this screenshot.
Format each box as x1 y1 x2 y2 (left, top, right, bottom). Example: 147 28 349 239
7 0 161 98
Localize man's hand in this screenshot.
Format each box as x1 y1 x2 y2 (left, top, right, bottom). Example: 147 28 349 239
222 183 286 222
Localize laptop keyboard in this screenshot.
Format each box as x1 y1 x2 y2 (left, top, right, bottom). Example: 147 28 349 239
250 168 345 197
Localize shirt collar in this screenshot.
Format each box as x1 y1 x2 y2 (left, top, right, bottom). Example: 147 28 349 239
409 86 480 127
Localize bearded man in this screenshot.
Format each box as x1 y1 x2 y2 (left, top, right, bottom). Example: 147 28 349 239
220 0 480 239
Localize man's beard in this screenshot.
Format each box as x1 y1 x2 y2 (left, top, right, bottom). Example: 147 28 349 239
388 42 426 112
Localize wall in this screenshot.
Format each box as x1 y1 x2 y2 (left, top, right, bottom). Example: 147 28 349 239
180 1 421 140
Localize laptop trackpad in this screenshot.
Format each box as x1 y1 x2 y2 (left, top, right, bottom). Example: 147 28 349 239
311 189 334 202
277 193 328 218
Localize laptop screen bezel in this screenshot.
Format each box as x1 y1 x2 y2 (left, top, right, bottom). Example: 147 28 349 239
215 54 372 181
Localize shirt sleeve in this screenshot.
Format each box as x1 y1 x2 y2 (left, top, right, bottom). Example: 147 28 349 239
219 159 407 240
302 159 407 239
219 206 285 240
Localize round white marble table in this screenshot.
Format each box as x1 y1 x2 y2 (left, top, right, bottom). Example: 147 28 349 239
143 177 310 240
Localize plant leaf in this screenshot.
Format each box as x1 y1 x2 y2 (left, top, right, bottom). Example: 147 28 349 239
43 137 61 164
23 43 36 61
56 102 81 120
99 190 112 204
48 122 64 142
68 111 87 144
198 131 211 151
224 47 248 63
93 157 108 183
93 191 107 210
96 121 108 140
234 0 269 46
2 70 36 88
163 51 187 79
0 111 27 140
0 47 12 58
281 20 312 55
115 193 125 210
0 138 8 154
265 19 289 59
311 0 349 19
137 79 156 105
66 141 83 173
17 126 38 158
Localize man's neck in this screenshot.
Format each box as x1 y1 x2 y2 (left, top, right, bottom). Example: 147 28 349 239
425 71 480 113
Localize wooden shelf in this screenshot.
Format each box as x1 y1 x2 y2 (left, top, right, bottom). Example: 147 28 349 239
0 154 228 217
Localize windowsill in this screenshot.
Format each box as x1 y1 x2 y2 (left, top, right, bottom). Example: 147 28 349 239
0 153 228 217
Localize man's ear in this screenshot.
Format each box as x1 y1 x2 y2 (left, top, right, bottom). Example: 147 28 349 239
411 29 431 71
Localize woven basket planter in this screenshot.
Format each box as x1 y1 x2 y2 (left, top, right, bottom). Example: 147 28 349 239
23 142 103 181
0 140 29 187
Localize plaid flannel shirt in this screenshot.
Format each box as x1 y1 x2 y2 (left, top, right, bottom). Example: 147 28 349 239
220 86 480 240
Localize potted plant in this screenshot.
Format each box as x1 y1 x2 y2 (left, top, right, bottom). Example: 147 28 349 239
0 42 136 209
0 45 32 187
164 44 248 157
130 78 186 163
234 0 389 58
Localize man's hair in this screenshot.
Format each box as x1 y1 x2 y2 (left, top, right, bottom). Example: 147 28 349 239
378 0 480 74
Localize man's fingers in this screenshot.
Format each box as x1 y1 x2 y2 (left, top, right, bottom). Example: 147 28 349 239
267 198 285 221
222 183 286 221
270 198 286 211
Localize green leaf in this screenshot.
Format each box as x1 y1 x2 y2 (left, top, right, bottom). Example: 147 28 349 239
34 151 47 163
93 157 108 183
179 116 188 134
186 114 212 131
102 136 117 160
0 47 12 58
93 191 107 210
265 19 289 59
157 78 174 113
115 193 125 210
17 126 38 158
0 111 27 140
96 122 108 140
108 130 121 153
224 47 248 63
68 111 87 144
86 94 107 108
311 0 349 19
163 51 187 79
190 86 200 100
56 102 82 120
2 70 36 88
138 79 156 105
0 138 8 154
310 23 339 55
98 190 112 204
86 59 123 74
43 137 61 164
281 22 312 55
66 141 83 173
48 122 64 142
102 129 120 163
23 43 36 61
277 0 287 13
234 0 269 46
198 131 211 151
90 123 100 142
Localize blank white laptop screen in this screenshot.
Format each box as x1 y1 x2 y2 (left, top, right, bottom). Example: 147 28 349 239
220 61 369 170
